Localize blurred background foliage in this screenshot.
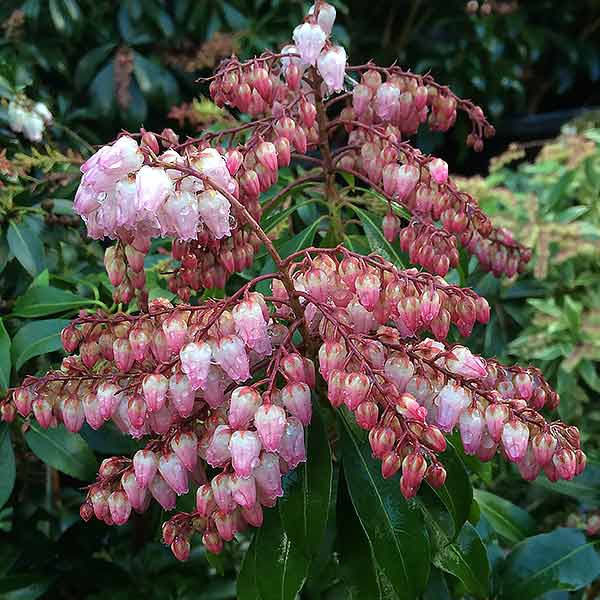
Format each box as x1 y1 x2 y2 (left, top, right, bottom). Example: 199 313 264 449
1 1 600 599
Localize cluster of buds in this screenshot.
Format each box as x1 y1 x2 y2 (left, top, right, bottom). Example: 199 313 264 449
273 250 583 498
7 96 53 142
168 229 261 300
104 241 149 307
334 120 529 276
348 66 493 147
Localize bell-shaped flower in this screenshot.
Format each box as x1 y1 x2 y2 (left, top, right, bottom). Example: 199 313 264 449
213 335 250 382
180 341 212 390
293 23 326 66
197 190 231 239
229 430 262 478
317 46 347 94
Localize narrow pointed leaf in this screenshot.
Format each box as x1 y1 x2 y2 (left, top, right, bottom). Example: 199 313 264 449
7 221 45 277
0 319 10 393
0 424 15 509
339 411 430 600
11 319 70 371
351 205 404 266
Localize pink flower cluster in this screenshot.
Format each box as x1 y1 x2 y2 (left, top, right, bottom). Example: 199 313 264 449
271 250 584 498
74 136 234 244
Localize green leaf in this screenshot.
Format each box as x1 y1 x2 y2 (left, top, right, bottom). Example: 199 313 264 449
336 478 382 599
0 424 16 509
25 423 97 481
279 406 333 556
74 43 115 89
0 319 10 393
351 205 404 266
11 319 70 371
339 411 430 600
427 439 472 537
0 575 54 600
433 522 490 598
238 507 309 600
496 528 600 599
474 489 536 544
7 221 45 278
12 286 98 318
262 199 319 233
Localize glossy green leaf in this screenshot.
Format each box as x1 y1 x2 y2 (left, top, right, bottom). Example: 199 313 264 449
238 507 309 600
474 489 536 544
0 424 15 509
7 221 45 277
336 478 382 599
0 319 10 393
496 528 600 599
351 205 404 266
339 411 430 600
12 285 98 318
279 406 333 556
11 319 70 371
427 439 472 537
25 423 97 481
0 575 54 600
74 43 115 89
433 522 490 598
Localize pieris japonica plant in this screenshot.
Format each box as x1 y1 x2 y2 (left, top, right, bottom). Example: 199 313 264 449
1 2 587 595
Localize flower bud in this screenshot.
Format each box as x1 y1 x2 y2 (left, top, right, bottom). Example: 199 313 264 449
142 373 168 413
149 473 177 510
381 451 402 479
425 463 447 488
230 474 257 509
158 452 189 495
196 483 217 517
531 432 557 466
369 427 396 459
206 424 232 467
133 449 158 489
229 430 262 478
501 418 529 463
355 401 379 430
211 472 237 513
171 431 198 472
485 403 510 442
279 417 306 469
108 490 131 526
459 406 484 455
168 372 195 418
281 382 312 425
553 448 577 480
121 470 149 511
254 404 287 452
203 530 224 554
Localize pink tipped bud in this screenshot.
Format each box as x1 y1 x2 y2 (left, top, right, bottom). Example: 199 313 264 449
485 403 510 442
214 510 237 542
395 392 427 422
501 418 529 462
531 432 557 466
343 372 370 411
459 406 485 455
425 463 447 488
280 353 307 383
445 346 487 379
61 325 81 353
168 372 195 418
229 430 262 478
80 501 94 522
355 272 381 312
240 170 261 199
435 382 470 432
32 397 53 429
428 158 448 184
402 453 427 489
229 386 262 430
158 452 189 496
254 404 287 452
133 449 158 489
305 267 330 302
230 474 257 509
400 475 418 499
62 396 85 432
420 289 441 324
142 373 168 413
203 530 224 554
318 341 347 380
121 470 149 512
369 427 396 459
553 448 577 480
381 451 402 479
279 417 306 469
171 431 198 472
180 341 212 391
256 141 278 172
127 395 147 429
108 490 131 525
162 314 188 353
241 503 263 528
274 136 291 167
281 382 312 426
104 247 126 287
196 483 217 517
225 148 244 176
171 536 190 562
327 370 345 407
13 387 34 416
422 425 447 453
90 487 110 520
129 325 151 361
211 472 236 513
513 372 533 401
382 211 401 242
353 84 372 116
113 338 134 371
475 297 491 324
206 424 232 467
1 403 15 423
149 473 176 510
253 452 283 500
355 401 379 430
